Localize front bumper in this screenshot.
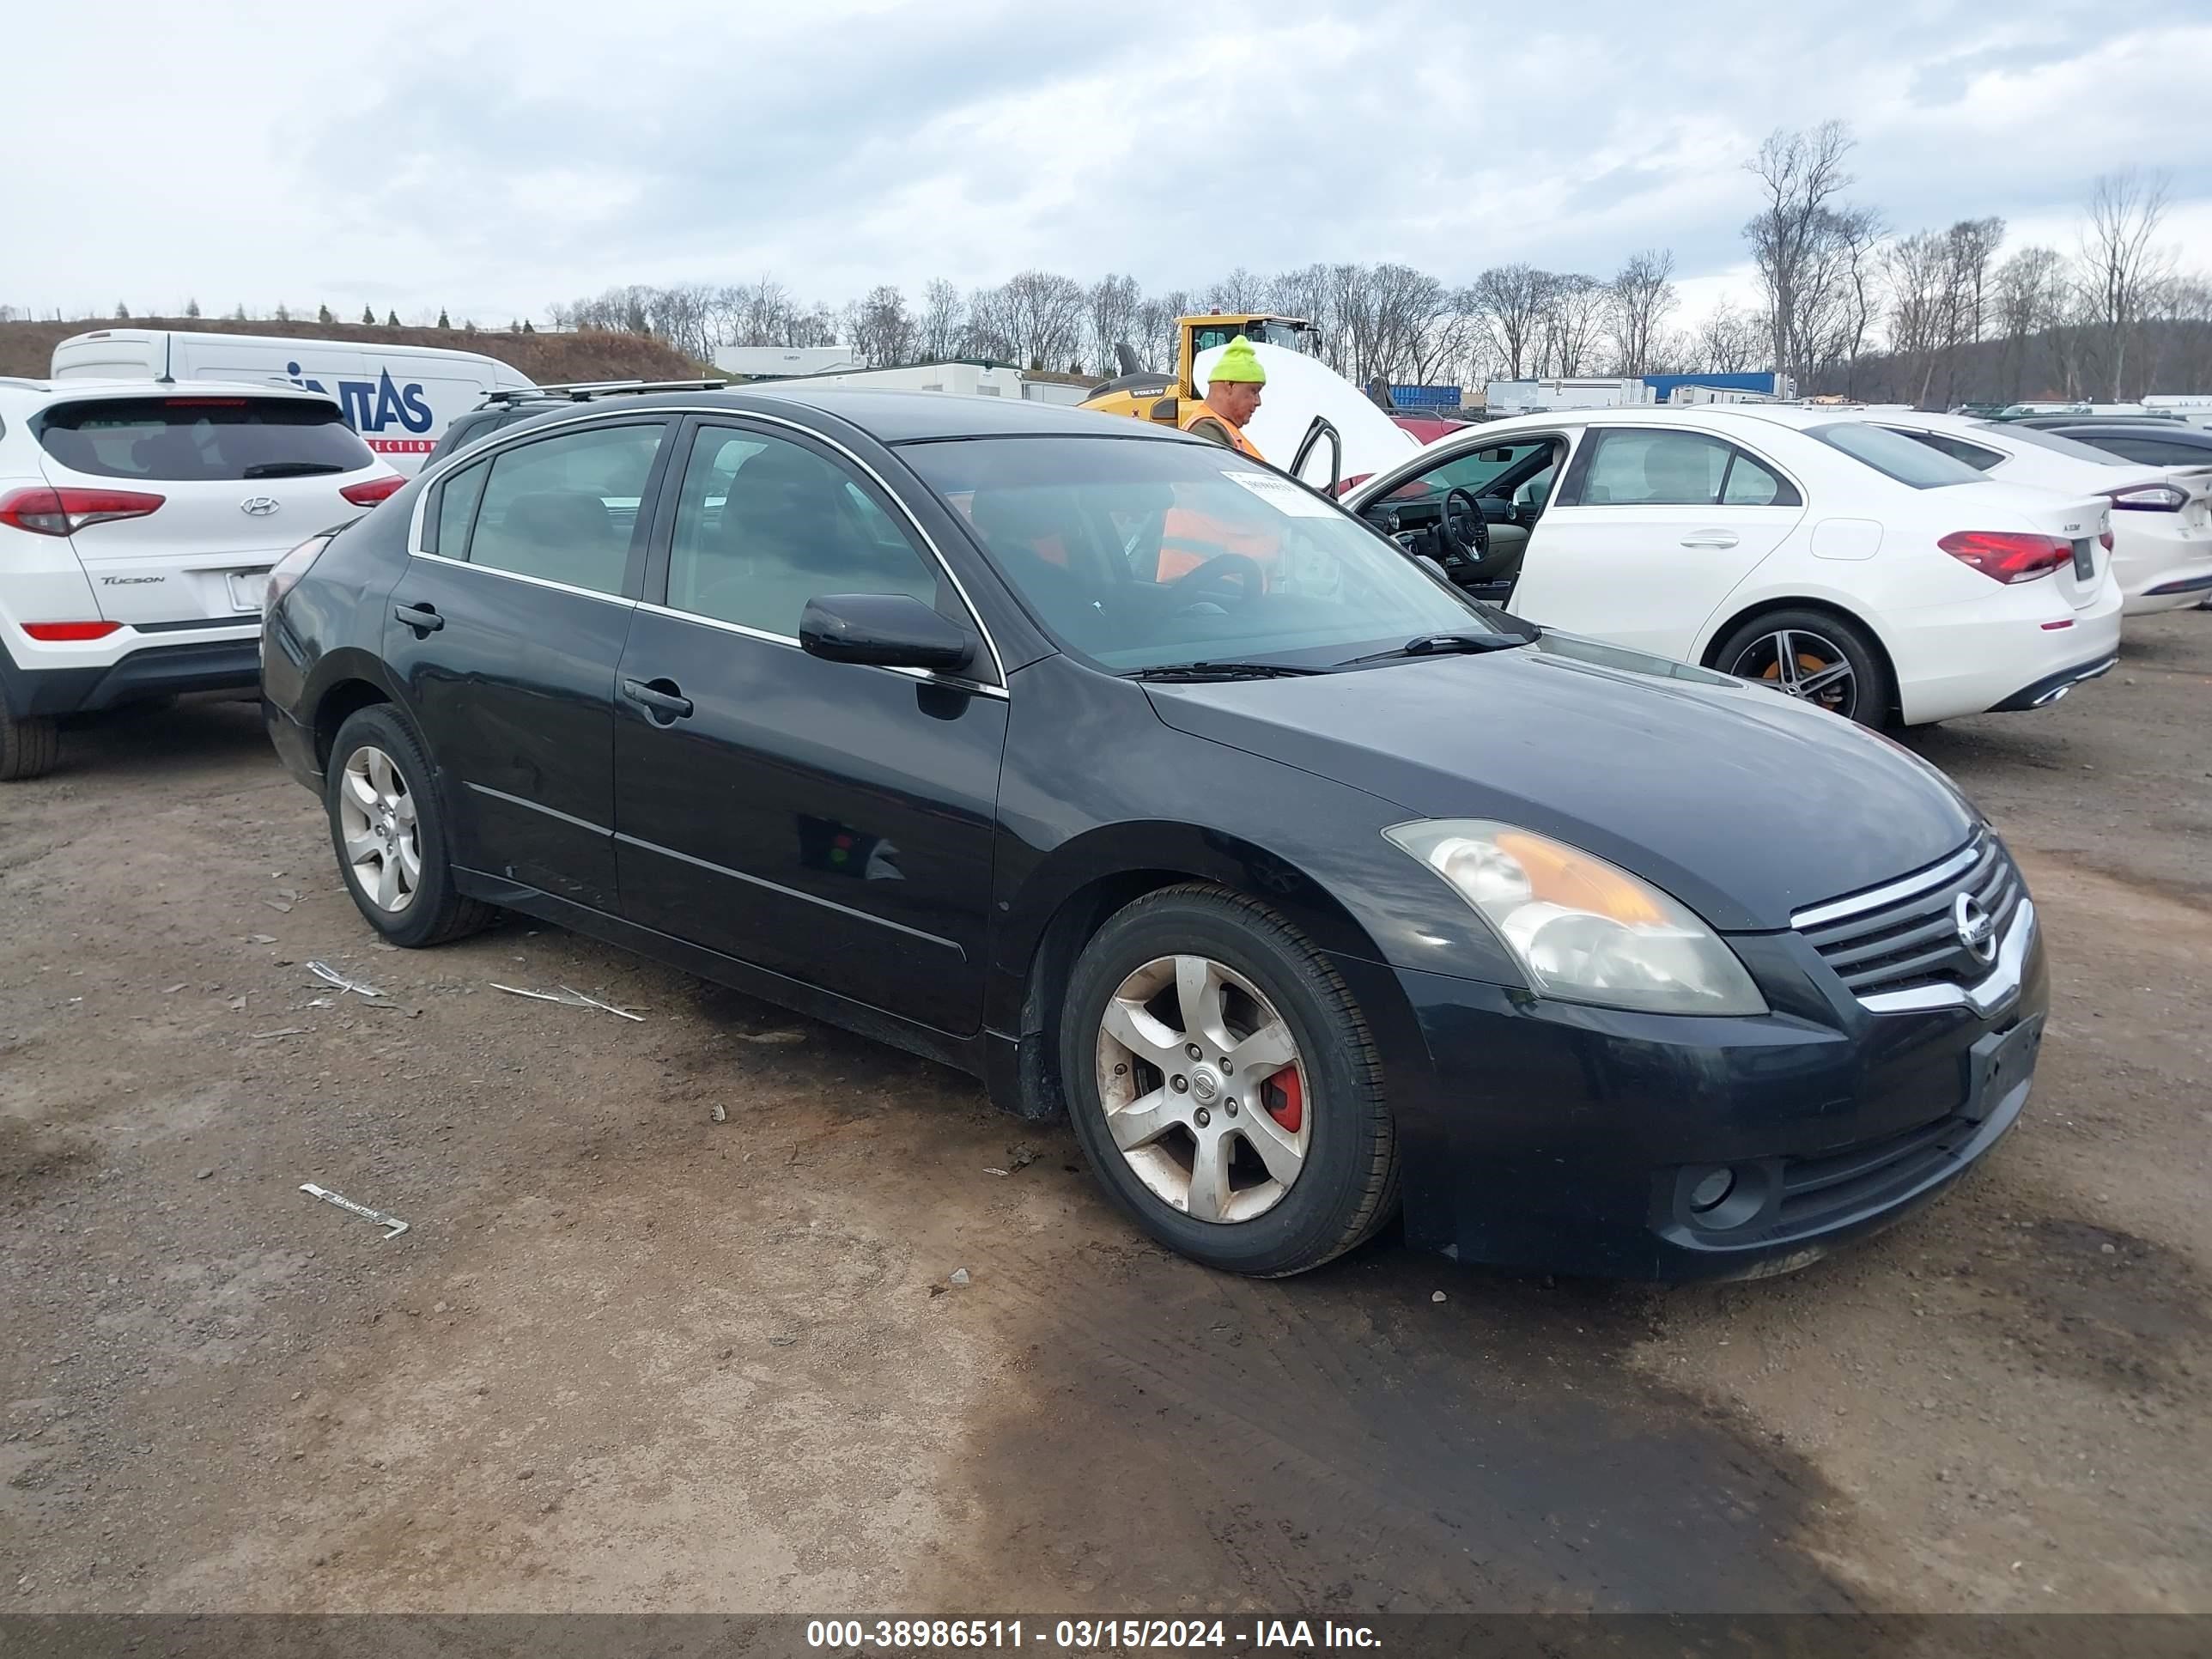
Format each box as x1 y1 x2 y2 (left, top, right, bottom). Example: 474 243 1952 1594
0 635 260 720
1330 912 2050 1281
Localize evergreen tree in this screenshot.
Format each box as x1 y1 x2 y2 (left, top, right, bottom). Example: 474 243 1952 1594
436 308 451 329
317 304 334 325
232 304 249 321
386 310 401 327
114 301 130 319
521 319 534 334
184 298 202 319
274 303 292 323
362 305 376 325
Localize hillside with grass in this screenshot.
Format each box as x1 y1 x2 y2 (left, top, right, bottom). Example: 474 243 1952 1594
0 316 709 385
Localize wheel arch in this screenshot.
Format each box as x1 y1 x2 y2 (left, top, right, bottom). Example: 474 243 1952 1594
1697 594 1903 721
992 823 1399 1121
304 648 409 772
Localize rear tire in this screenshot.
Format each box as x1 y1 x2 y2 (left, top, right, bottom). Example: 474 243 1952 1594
325 705 495 948
0 712 60 781
1711 606 1893 726
1059 884 1398 1277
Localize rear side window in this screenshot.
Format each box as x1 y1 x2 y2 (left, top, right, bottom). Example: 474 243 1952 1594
37 396 375 481
1973 422 2129 465
1809 423 1983 489
430 459 490 558
463 422 665 596
2087 434 2212 467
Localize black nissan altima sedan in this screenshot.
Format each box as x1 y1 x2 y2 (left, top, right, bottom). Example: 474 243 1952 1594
260 388 2047 1280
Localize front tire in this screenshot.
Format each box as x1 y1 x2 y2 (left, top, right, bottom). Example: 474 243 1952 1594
0 712 59 781
1059 884 1398 1276
325 705 494 948
1711 606 1893 726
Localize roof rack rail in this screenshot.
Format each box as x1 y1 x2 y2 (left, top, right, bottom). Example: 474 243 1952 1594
483 378 725 404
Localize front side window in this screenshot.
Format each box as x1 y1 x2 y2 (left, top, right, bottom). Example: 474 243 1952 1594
1397 441 1553 502
465 422 665 595
901 434 1511 672
665 427 939 635
38 395 376 481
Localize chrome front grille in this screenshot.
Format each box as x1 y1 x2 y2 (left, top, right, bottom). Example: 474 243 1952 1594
1794 830 2031 1012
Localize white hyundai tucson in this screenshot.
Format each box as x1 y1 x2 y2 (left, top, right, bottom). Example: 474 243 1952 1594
0 379 402 779
1342 404 2122 726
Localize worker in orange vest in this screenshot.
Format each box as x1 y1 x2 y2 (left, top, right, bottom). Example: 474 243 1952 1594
1177 333 1267 459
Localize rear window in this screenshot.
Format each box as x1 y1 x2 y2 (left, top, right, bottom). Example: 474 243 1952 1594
36 396 375 482
1809 422 1983 489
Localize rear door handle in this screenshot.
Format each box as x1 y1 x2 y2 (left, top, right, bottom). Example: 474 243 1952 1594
1679 531 1740 549
393 602 444 633
621 676 694 722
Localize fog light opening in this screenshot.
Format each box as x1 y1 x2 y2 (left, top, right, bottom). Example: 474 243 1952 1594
1687 1167 1735 1213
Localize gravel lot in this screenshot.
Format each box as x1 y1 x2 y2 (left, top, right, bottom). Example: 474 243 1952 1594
2 612 2207 1614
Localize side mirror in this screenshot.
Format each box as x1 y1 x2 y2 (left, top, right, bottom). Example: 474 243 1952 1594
799 592 975 673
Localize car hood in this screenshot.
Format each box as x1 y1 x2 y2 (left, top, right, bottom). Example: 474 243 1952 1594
1141 633 1976 933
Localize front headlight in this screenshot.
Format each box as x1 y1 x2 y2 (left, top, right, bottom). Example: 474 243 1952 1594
1383 819 1766 1016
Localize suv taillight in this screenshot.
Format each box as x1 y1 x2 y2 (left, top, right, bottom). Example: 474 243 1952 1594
0 486 165 537
1938 531 2073 584
339 476 405 507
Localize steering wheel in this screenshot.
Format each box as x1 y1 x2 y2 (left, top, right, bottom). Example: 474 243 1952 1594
1166 551 1266 605
1439 488 1491 565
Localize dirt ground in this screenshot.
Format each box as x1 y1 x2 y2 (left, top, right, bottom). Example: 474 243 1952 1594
2 612 2207 1617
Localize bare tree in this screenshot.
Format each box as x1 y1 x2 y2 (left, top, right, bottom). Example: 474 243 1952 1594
998 270 1086 369
917 279 964 362
1692 301 1764 373
1471 264 1553 381
1742 120 1858 388
1536 274 1608 376
1881 229 1953 406
1085 274 1142 375
1205 267 1267 313
2078 167 2174 399
845 285 915 368
1991 246 2064 401
1606 248 1677 376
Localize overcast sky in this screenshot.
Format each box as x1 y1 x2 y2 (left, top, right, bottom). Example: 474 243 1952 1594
9 0 2209 329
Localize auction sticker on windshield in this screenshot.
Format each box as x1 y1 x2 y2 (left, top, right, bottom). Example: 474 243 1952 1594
1222 469 1337 517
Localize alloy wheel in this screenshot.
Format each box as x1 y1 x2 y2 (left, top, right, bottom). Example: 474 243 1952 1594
338 744 422 913
1730 628 1857 718
1093 954 1310 1224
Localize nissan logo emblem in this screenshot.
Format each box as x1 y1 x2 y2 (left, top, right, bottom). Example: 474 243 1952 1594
1953 892 1997 963
240 496 281 517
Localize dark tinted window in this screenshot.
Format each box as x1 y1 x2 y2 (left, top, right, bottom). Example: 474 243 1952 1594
1893 428 2004 471
1974 422 2128 465
2085 434 2212 467
1810 422 1982 488
465 422 665 596
430 459 490 558
38 396 375 481
665 427 939 635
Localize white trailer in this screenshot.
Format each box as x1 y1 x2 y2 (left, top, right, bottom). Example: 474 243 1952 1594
1484 377 1657 416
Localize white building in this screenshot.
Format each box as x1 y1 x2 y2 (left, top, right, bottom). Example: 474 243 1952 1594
1484 377 1658 416
713 345 865 378
757 361 1092 406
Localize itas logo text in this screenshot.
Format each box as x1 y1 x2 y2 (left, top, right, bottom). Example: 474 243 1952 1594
286 362 434 436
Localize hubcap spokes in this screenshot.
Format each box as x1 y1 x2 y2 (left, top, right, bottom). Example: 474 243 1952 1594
1095 954 1309 1224
339 745 421 914
1738 629 1855 715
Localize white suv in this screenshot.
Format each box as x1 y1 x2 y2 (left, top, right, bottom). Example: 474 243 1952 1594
0 378 402 779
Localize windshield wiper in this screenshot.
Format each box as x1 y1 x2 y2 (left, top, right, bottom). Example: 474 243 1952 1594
241 461 344 478
1335 632 1528 669
1122 660 1331 683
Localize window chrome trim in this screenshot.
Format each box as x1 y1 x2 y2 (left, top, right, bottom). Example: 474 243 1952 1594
632 600 1009 701
1856 899 2036 1016
405 399 1010 690
1790 839 1982 930
407 547 635 608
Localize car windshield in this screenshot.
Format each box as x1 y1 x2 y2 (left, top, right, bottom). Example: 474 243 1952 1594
900 435 1507 672
1971 421 2130 465
1808 422 1984 489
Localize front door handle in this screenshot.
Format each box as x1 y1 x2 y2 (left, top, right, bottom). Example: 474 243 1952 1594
393 601 444 634
621 676 694 723
1679 531 1741 549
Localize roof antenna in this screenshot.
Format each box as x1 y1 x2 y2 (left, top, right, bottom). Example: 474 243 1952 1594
156 329 175 386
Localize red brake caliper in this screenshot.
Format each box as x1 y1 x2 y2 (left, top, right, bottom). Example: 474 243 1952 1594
1261 1067 1303 1134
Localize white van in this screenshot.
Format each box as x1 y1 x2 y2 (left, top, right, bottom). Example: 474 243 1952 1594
49 330 535 474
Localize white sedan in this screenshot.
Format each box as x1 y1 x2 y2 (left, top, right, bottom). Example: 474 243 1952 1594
1822 410 2212 617
1340 405 2122 726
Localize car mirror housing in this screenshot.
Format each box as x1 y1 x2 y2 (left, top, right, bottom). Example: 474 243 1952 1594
799 592 975 674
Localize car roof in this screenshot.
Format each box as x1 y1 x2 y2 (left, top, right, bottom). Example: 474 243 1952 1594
495 386 1201 446
0 377 343 408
